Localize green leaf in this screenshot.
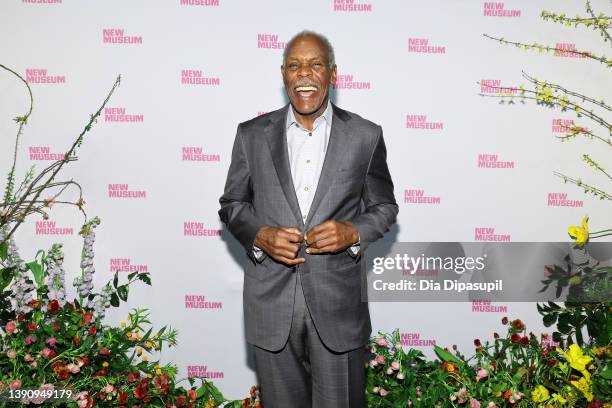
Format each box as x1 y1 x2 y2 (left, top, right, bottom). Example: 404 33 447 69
0 239 7 261
433 345 463 365
139 273 151 285
543 313 557 327
0 268 14 291
110 292 119 307
113 271 119 289
196 380 224 401
117 285 129 302
26 261 44 288
600 363 612 380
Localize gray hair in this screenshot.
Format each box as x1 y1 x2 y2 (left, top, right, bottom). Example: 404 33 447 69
283 30 336 68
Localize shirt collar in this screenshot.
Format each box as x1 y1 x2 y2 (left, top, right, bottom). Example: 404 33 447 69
286 99 333 130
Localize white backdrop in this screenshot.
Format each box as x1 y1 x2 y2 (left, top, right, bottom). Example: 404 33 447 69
1 0 610 399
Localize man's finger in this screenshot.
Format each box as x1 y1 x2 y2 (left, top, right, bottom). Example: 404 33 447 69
307 231 335 247
274 246 301 259
279 229 303 243
281 227 302 235
306 238 337 253
277 256 306 265
305 221 334 237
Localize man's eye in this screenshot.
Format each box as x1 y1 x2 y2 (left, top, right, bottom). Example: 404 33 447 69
287 64 299 70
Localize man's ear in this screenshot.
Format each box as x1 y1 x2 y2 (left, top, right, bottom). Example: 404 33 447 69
330 64 337 86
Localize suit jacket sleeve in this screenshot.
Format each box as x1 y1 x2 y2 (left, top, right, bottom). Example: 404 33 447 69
351 126 398 253
218 124 265 262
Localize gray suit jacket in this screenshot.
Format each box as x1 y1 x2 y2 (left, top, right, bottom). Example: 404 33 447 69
219 103 398 352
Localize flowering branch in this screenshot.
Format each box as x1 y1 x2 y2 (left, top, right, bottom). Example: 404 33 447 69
482 33 610 67
553 171 612 201
0 64 120 243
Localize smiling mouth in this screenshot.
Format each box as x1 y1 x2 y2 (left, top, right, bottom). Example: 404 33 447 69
295 85 319 98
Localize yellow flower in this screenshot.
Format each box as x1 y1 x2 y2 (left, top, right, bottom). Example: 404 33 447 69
552 393 567 404
570 376 593 402
147 373 153 378
558 344 593 378
532 385 550 403
145 340 154 349
120 321 126 328
126 332 132 339
102 361 109 367
141 355 148 362
568 216 589 246
156 368 162 375
137 348 143 356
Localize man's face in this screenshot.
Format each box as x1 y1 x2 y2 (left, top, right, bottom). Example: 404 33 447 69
282 35 337 116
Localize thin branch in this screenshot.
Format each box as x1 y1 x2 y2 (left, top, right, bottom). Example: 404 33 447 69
0 64 33 204
553 171 612 200
586 0 612 43
478 84 611 130
522 71 610 112
1 73 121 241
483 34 610 67
555 125 612 148
583 153 612 181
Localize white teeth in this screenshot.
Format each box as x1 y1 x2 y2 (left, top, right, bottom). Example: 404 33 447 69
296 86 318 92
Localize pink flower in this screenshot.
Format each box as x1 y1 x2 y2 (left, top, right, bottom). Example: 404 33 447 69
73 391 88 401
375 354 385 364
394 343 402 349
24 354 33 362
396 372 405 380
10 379 22 390
391 361 400 370
41 348 52 358
67 363 80 373
470 398 481 408
30 361 38 368
6 350 17 359
476 368 489 379
78 400 89 408
386 367 393 375
370 360 378 367
5 321 17 334
45 337 57 348
487 403 499 408
375 336 387 347
25 335 36 346
30 384 54 404
379 388 388 397
103 384 114 393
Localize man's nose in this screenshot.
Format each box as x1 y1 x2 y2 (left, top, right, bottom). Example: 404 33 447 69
297 64 313 77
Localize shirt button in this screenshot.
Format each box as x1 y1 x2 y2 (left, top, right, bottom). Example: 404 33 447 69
304 186 310 191
306 159 311 163
308 132 312 137
302 214 307 220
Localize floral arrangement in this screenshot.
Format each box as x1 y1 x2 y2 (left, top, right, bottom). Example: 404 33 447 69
366 317 612 407
0 64 260 407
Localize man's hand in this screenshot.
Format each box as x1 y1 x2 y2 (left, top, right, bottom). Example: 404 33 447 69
254 226 305 265
304 220 359 254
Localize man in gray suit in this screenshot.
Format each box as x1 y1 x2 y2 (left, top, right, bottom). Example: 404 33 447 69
219 30 398 407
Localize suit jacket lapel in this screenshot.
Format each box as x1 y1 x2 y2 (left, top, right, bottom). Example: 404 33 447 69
265 105 304 228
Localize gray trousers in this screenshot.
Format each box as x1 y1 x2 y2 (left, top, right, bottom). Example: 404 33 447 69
253 272 367 408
